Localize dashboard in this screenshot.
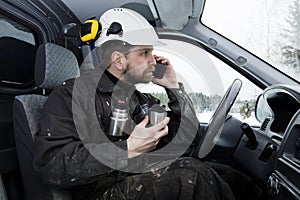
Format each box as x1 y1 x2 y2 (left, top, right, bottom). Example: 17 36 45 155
255 85 300 144
208 84 300 188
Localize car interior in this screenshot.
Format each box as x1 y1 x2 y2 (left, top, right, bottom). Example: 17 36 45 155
0 0 300 200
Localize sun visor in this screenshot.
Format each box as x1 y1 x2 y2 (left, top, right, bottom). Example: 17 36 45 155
147 0 203 30
154 0 192 30
191 0 204 19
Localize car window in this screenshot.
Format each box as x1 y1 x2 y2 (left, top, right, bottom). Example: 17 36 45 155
136 39 261 126
201 0 300 83
0 14 37 88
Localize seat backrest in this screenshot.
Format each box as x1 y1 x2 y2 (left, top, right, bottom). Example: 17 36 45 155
13 43 80 200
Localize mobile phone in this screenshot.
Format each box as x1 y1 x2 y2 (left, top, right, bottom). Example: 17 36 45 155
153 60 167 79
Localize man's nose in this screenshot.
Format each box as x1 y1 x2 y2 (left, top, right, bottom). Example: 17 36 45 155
149 56 156 65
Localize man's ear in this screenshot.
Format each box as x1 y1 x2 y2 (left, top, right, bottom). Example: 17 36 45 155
111 51 124 71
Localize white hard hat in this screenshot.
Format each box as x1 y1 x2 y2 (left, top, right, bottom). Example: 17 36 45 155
94 8 165 47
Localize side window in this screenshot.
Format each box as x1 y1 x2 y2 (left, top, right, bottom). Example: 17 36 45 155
204 54 262 127
137 39 261 127
0 14 37 88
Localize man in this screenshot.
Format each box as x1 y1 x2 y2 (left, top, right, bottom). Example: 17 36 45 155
34 8 234 200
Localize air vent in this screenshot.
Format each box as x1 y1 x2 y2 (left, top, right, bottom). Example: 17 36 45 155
261 118 271 131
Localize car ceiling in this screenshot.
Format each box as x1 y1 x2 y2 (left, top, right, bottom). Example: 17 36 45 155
61 0 203 30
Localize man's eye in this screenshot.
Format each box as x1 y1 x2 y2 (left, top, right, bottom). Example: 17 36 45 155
141 51 148 56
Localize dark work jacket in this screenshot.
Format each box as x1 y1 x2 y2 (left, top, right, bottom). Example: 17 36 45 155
33 68 200 199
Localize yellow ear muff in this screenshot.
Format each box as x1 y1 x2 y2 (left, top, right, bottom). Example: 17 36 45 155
79 19 101 44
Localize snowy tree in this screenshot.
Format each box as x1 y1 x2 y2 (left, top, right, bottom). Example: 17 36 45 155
280 0 300 73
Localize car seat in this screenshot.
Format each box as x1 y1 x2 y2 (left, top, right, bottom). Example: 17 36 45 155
13 43 80 200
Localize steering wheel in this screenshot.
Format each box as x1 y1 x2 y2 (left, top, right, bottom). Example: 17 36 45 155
197 79 242 158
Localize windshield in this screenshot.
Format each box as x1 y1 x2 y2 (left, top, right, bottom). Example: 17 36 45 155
201 0 300 82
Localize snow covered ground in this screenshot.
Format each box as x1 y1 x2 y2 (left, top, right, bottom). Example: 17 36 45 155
197 111 261 127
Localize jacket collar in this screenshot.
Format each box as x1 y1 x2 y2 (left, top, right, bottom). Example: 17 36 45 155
96 69 136 93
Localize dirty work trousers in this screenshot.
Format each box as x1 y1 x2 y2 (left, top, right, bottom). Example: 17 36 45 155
98 157 235 200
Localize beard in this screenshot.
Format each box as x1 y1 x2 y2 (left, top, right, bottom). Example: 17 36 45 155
122 64 153 85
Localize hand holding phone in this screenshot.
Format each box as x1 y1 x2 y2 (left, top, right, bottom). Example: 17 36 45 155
153 60 167 79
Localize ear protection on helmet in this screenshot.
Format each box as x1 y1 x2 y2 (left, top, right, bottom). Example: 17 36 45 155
79 17 102 44
79 17 124 45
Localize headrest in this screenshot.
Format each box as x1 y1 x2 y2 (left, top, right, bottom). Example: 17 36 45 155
35 43 80 89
